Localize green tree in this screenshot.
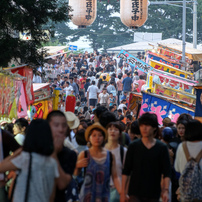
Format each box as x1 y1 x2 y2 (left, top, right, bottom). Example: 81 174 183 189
0 0 71 67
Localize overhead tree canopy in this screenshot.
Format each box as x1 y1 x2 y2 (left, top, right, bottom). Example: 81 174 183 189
0 0 71 67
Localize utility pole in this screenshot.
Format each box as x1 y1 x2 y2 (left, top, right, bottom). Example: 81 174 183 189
193 0 197 48
182 0 186 70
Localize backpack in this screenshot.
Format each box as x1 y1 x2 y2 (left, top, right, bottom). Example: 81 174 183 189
179 142 202 202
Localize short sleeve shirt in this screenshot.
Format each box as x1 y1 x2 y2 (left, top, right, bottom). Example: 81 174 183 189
11 152 59 202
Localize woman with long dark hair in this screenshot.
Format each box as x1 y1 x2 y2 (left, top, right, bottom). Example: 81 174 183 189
0 119 59 202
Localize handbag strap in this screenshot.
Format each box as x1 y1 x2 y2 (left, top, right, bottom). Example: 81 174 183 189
183 141 202 163
195 149 202 163
24 153 32 202
182 142 190 161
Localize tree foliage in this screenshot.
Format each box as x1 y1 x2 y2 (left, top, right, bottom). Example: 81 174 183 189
0 0 71 67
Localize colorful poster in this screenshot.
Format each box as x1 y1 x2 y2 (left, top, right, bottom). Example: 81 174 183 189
147 51 181 69
33 99 53 119
140 92 194 124
154 84 195 105
11 65 34 105
117 50 153 74
17 81 28 118
149 59 192 78
128 93 142 111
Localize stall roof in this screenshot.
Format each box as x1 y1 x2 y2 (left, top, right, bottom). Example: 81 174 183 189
107 41 154 53
158 43 202 61
38 46 68 55
33 83 50 92
107 38 202 56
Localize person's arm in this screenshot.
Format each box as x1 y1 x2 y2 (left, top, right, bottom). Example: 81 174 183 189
0 148 22 173
120 175 130 202
111 154 121 195
49 179 57 202
162 177 170 202
52 152 72 190
161 145 172 202
73 151 88 176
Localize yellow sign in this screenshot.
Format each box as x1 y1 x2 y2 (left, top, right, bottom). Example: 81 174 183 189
149 59 193 79
154 84 196 105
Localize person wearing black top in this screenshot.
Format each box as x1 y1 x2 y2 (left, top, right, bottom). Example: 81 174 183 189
47 111 77 202
121 113 171 202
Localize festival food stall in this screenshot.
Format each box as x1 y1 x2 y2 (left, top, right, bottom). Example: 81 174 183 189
32 83 52 119
117 49 197 122
140 92 195 124
0 65 32 124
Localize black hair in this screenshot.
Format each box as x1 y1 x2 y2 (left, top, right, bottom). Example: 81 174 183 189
126 115 132 121
75 129 87 145
134 72 138 75
109 106 114 111
118 109 122 113
92 80 95 85
185 120 202 141
14 118 29 134
23 119 54 156
93 106 108 119
176 119 188 127
177 113 193 124
4 123 14 134
118 75 122 79
138 112 159 128
99 111 117 128
46 110 66 123
127 72 130 76
130 121 140 135
139 75 144 79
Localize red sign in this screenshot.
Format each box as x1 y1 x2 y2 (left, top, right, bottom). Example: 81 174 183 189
11 65 34 105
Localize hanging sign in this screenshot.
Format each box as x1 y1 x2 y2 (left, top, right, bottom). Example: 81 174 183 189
140 92 194 124
117 50 153 74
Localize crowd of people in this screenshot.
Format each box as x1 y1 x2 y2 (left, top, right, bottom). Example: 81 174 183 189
34 51 147 116
0 51 201 202
0 108 201 202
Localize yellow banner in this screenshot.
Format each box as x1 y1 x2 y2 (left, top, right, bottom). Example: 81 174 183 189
154 84 196 105
149 59 193 79
33 98 53 119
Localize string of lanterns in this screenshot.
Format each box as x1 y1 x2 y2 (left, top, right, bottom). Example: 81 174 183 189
69 0 148 29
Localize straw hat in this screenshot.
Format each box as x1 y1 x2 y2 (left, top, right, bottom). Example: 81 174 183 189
64 111 80 130
85 122 108 142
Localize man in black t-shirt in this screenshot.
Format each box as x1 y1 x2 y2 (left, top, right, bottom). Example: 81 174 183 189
121 113 171 202
47 111 77 202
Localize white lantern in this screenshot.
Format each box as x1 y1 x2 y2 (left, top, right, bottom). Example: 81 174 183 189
69 0 97 28
120 0 148 29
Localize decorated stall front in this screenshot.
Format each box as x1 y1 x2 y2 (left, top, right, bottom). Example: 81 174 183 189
32 83 52 119
0 69 28 124
140 92 194 124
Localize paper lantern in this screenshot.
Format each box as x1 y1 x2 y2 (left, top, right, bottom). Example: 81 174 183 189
69 0 97 28
120 0 148 29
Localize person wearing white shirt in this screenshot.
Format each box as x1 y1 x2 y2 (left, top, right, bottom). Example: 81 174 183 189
87 81 99 110
63 81 74 97
13 118 29 146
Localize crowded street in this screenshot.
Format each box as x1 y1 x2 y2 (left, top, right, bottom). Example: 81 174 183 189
0 0 202 202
